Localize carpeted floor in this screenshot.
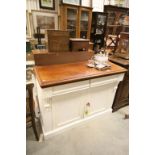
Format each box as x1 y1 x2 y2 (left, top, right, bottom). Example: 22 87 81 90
26 106 129 155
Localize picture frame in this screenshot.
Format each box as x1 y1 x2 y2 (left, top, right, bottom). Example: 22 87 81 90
39 0 55 10
26 11 32 39
62 0 80 5
31 10 58 35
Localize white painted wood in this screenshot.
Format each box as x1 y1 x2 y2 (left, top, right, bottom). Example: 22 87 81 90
35 73 125 139
44 108 112 139
88 83 116 116
36 81 53 133
52 80 89 96
52 89 88 128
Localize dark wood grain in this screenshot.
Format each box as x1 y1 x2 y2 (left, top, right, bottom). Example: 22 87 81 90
34 61 127 88
70 39 89 51
109 55 129 66
47 30 70 52
33 51 94 66
26 83 39 141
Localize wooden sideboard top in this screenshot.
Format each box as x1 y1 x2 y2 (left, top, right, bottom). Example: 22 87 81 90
109 55 129 66
34 61 127 88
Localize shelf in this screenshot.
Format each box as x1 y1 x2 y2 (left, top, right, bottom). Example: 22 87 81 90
67 18 76 20
67 29 76 31
80 20 88 22
80 30 88 31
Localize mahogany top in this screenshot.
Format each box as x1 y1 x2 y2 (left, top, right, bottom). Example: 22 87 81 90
109 55 129 66
34 61 127 88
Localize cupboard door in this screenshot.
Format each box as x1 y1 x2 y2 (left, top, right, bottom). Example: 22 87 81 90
87 83 117 116
80 10 89 38
52 89 88 128
66 7 78 38
80 8 92 39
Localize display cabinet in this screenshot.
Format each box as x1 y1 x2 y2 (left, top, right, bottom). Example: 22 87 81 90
60 3 92 39
90 12 108 49
109 32 129 111
104 5 129 35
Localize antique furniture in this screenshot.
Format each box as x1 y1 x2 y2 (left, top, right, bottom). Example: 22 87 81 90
104 5 129 52
104 5 129 34
33 52 94 66
26 83 39 141
46 30 70 52
114 32 129 59
69 38 89 51
59 3 92 39
105 33 120 52
109 32 129 111
33 52 126 139
90 12 108 49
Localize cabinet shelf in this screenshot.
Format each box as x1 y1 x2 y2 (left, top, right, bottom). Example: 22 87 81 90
67 19 76 21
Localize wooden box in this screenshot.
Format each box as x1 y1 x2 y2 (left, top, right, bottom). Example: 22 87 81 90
70 38 89 51
46 30 69 52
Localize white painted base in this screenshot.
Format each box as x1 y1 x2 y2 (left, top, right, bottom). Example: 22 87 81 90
44 108 112 140
36 73 125 140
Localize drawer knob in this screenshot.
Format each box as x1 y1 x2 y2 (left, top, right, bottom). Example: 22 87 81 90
84 102 91 116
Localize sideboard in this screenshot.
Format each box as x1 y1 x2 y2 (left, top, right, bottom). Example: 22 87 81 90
34 61 126 139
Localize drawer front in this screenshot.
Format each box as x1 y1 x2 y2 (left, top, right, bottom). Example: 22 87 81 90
90 74 124 88
52 80 89 96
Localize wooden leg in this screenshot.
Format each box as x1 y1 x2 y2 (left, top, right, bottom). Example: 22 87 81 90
31 114 39 141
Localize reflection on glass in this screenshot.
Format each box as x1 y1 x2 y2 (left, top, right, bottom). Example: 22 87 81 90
97 15 106 26
80 11 89 38
67 8 77 38
107 11 116 25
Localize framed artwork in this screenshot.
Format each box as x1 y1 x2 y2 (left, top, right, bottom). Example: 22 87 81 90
26 11 32 38
62 0 80 5
39 0 55 10
32 10 58 34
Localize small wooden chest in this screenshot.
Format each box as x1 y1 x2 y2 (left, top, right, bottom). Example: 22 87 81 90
70 38 89 51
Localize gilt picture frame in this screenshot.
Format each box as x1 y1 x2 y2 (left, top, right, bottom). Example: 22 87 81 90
31 10 58 35
39 0 55 10
26 11 32 39
62 0 80 5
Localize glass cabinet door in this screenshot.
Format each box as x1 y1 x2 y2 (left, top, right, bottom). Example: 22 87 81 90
96 14 106 35
80 10 89 38
67 8 78 38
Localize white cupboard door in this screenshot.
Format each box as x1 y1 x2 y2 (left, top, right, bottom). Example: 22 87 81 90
88 83 116 116
52 89 88 128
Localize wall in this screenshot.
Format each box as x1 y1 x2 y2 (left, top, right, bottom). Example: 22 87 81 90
92 0 129 12
26 0 59 12
26 0 59 40
26 0 129 40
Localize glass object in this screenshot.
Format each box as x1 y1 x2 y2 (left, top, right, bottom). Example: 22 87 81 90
67 8 77 38
80 10 89 38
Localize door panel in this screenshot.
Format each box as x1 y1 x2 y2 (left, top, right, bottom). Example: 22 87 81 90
88 83 116 115
52 89 88 128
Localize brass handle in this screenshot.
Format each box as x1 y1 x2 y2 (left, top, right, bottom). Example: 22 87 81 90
84 102 91 116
